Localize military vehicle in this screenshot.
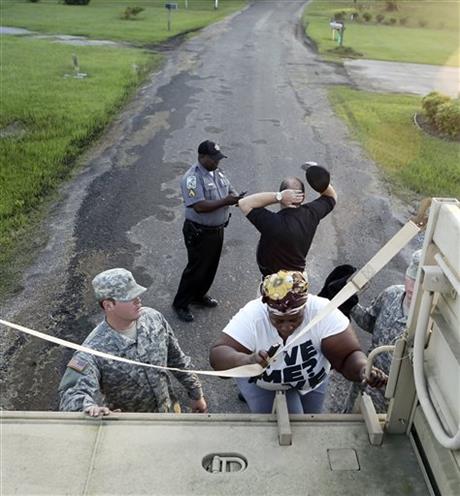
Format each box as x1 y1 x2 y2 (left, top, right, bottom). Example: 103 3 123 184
2 197 459 495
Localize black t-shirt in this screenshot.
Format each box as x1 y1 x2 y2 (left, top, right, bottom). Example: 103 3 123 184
246 196 336 276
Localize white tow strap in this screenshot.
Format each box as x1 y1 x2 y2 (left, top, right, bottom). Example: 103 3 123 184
0 220 421 378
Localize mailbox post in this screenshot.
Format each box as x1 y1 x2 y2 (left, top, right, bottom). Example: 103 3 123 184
165 3 178 32
329 20 345 46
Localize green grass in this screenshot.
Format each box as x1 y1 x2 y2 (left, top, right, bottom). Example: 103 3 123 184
0 36 159 291
304 0 460 66
1 0 247 44
328 86 460 199
0 0 246 296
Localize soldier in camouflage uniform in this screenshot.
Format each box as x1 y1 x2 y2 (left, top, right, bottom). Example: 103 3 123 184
344 250 421 413
59 268 207 416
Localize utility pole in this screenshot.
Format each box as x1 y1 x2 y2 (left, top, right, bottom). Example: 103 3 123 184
214 0 218 9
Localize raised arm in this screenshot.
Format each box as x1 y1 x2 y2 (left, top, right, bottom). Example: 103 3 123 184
238 189 304 216
320 184 337 202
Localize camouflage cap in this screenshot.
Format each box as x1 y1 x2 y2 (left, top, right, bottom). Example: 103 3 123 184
92 268 147 302
406 249 422 280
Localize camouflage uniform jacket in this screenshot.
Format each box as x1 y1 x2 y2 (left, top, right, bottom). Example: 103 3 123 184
59 307 203 413
345 285 407 413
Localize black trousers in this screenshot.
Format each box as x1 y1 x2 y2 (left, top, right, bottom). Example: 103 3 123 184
173 220 224 309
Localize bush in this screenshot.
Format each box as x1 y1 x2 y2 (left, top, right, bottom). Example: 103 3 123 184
399 17 408 26
385 1 398 11
28 0 40 3
121 6 144 20
363 12 372 22
419 20 427 28
389 17 397 25
333 11 347 21
64 0 90 4
422 92 450 120
376 14 385 23
434 100 460 137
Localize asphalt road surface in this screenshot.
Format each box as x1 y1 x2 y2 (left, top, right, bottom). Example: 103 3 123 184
0 1 422 414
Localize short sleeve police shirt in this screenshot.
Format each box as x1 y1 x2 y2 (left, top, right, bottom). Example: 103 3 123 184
180 162 235 226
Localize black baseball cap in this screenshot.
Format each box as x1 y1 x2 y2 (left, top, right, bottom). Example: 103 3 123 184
198 140 227 160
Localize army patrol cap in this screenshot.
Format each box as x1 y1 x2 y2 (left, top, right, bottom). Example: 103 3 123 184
92 268 147 302
406 249 422 280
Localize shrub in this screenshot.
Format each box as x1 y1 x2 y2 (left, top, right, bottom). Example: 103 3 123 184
28 0 40 3
121 6 144 20
376 14 385 23
419 19 427 28
363 12 372 22
389 17 397 25
385 1 398 11
333 11 347 21
399 17 408 26
434 100 460 137
422 92 450 120
64 0 91 4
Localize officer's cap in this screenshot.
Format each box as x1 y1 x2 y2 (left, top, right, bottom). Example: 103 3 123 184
92 268 147 302
198 140 227 160
406 249 422 280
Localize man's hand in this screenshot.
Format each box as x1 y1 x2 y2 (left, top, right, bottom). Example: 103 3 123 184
360 366 388 389
224 194 243 206
191 397 208 413
84 405 111 417
279 189 304 208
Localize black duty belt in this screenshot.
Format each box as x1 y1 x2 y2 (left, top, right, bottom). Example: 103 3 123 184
185 219 226 231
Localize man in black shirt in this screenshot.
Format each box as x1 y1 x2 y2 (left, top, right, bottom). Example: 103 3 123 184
238 176 337 277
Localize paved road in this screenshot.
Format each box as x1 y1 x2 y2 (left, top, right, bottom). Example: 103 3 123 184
1 1 422 414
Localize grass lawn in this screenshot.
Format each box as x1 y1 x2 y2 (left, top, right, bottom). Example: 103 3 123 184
328 86 460 199
304 0 460 66
0 36 158 291
0 0 246 295
1 0 247 44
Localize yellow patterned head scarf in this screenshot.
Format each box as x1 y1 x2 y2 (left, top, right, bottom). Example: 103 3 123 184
261 270 309 313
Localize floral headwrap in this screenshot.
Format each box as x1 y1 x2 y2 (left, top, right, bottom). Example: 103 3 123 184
261 270 309 314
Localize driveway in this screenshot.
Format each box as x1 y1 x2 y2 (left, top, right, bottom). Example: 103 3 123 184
344 59 460 97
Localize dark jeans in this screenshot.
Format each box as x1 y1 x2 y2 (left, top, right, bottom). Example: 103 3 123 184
173 220 224 309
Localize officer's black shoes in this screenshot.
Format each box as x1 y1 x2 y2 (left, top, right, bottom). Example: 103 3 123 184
173 305 194 322
192 295 218 308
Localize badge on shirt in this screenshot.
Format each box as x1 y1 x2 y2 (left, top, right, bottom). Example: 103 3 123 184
68 355 88 373
186 175 197 197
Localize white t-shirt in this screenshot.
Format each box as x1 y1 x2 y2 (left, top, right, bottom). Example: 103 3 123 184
223 296 349 394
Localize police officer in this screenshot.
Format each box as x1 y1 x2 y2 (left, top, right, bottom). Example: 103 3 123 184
172 140 244 322
59 268 207 416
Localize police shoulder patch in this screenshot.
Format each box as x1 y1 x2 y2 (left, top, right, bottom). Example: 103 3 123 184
68 355 88 373
186 175 197 190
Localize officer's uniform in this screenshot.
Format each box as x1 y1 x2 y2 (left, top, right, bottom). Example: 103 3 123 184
173 161 237 310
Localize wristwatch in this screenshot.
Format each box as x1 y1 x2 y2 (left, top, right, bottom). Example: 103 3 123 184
275 191 283 202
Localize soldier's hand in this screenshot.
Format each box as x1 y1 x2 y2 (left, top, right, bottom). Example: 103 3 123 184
280 189 304 208
191 397 208 413
84 405 111 417
360 366 388 389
